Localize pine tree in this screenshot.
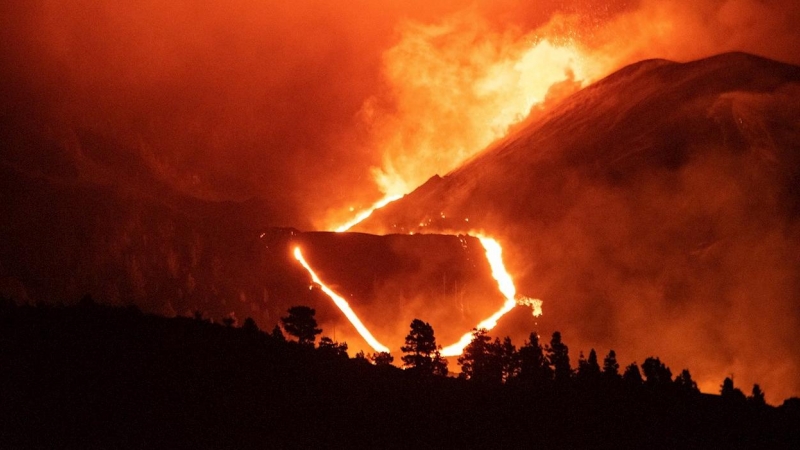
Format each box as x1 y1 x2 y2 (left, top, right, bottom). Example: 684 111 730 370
318 336 348 359
546 331 571 382
242 317 259 333
748 384 766 406
674 369 699 394
281 306 322 346
401 319 447 376
271 325 286 342
499 336 519 382
370 351 394 366
642 356 672 389
519 332 551 383
720 377 746 403
577 348 601 383
622 362 643 386
602 350 620 380
457 329 502 383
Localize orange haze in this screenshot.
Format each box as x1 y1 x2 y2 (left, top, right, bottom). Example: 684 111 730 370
2 0 800 403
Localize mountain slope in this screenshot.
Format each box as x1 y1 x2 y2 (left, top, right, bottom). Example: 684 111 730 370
356 52 800 402
0 110 513 353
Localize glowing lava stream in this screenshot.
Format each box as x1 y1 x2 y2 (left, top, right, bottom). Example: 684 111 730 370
293 246 391 353
439 235 542 357
327 195 542 357
335 194 403 233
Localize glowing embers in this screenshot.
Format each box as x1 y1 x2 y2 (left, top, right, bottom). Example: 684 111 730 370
293 247 390 353
440 235 542 357
334 194 403 233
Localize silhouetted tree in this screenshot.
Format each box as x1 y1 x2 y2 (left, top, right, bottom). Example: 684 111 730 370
318 337 348 359
602 350 620 380
401 319 447 376
623 362 643 386
720 377 746 403
498 336 519 382
370 351 394 366
271 325 286 342
674 369 699 394
518 332 551 383
748 384 766 406
353 351 371 368
281 306 322 346
242 317 259 333
720 377 734 396
431 350 448 377
546 331 571 382
577 349 601 383
458 329 503 383
642 357 672 389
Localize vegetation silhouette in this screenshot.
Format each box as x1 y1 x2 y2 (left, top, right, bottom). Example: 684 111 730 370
280 305 322 346
1 296 798 448
400 318 448 377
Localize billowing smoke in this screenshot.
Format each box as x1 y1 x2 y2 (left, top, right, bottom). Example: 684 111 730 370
321 0 800 227
5 1 797 227
1 0 460 225
3 0 799 402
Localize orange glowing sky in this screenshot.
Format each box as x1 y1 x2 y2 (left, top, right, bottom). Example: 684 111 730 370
3 1 799 227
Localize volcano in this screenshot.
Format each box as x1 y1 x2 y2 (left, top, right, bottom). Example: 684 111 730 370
2 51 799 402
355 52 800 400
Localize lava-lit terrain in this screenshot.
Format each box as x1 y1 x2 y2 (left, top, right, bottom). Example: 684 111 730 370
2 51 800 402
357 52 800 400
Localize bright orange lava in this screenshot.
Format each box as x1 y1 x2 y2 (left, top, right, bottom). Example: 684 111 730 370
293 246 390 353
440 235 542 357
334 194 403 232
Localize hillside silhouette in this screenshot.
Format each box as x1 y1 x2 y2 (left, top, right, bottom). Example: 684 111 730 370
2 298 798 448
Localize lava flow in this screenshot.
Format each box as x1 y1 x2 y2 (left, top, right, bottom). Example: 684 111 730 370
334 194 403 233
440 235 542 357
293 246 390 353
320 184 542 357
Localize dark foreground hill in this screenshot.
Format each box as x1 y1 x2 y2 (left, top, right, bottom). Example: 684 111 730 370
1 301 798 449
356 52 800 402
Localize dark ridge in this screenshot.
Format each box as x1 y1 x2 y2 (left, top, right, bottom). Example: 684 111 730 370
1 300 798 449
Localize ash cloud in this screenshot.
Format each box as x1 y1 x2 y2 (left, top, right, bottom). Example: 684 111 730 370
3 1 798 226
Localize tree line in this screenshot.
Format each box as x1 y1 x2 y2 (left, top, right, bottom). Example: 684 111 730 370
276 303 769 405
2 295 798 447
